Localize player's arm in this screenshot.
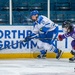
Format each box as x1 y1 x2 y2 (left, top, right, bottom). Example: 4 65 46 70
58 33 70 41
38 21 51 33
39 20 55 33
24 24 39 42
40 26 50 32
35 15 51 33
23 33 38 42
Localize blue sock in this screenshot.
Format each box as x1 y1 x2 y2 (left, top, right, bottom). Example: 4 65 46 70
54 48 58 53
51 43 58 53
40 50 47 55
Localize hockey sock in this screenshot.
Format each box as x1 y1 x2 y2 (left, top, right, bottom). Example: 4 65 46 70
51 43 58 53
40 50 47 55
53 48 58 53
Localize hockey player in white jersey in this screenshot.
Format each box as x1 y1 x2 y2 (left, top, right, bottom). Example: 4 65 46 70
24 10 62 59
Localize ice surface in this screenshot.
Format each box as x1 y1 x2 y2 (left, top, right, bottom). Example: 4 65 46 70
0 59 75 75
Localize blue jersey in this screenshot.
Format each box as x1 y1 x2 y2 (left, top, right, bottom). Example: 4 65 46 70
33 15 58 34
31 15 58 43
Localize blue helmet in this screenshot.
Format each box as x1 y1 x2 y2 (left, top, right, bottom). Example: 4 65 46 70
30 10 39 17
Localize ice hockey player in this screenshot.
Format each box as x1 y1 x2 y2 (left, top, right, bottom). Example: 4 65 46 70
24 10 62 59
58 21 75 61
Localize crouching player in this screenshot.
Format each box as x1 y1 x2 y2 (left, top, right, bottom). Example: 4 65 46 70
58 21 75 61
24 10 62 59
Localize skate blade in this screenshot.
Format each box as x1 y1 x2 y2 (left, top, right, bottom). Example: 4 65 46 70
37 57 46 59
58 52 64 60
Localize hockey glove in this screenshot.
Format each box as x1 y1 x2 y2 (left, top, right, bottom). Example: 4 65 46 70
23 33 37 42
23 36 31 42
58 34 63 41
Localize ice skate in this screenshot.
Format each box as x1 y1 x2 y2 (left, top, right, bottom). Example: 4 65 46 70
56 50 63 59
37 50 47 59
69 54 75 63
69 57 75 61
69 51 75 62
37 54 46 59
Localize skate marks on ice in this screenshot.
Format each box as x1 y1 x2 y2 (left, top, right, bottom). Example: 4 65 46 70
0 59 74 75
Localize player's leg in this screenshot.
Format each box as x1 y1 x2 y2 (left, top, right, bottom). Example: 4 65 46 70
37 49 47 58
37 40 47 58
52 43 62 59
52 26 63 59
37 40 62 59
46 26 62 59
43 42 62 59
69 40 75 61
69 50 75 61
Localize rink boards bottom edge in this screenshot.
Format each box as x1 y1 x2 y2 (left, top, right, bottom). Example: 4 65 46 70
0 52 73 59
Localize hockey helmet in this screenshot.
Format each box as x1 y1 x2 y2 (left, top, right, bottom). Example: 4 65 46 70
62 21 72 28
62 21 73 32
30 10 39 17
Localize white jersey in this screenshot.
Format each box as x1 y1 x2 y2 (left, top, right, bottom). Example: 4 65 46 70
33 15 58 34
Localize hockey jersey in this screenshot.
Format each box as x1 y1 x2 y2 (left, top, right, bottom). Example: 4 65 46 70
32 15 58 34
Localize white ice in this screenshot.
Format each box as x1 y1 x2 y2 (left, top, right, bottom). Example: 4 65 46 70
0 59 75 75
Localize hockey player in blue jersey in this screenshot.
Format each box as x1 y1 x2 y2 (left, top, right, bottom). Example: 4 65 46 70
24 10 62 59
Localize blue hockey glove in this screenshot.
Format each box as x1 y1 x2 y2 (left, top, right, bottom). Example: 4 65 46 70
23 33 37 42
24 36 31 42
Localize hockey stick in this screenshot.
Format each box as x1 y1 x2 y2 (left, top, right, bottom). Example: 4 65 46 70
0 40 24 50
33 37 58 40
0 37 58 50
